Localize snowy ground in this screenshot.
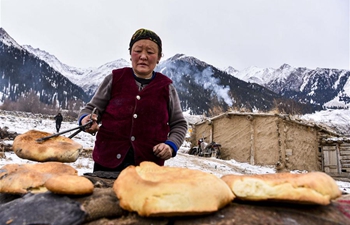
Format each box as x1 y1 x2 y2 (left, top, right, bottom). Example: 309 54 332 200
0 109 349 194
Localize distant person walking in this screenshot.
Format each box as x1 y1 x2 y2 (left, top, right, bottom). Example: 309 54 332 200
54 113 63 133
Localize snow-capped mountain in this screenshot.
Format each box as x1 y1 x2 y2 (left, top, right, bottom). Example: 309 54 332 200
23 45 131 95
156 54 311 115
23 45 89 81
0 28 89 109
232 66 277 86
1 27 349 117
0 28 22 49
77 59 130 96
224 64 350 109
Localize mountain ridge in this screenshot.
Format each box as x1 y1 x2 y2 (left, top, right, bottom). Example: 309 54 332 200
224 64 350 109
1 27 348 116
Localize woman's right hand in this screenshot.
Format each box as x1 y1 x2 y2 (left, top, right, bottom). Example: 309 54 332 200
82 114 99 134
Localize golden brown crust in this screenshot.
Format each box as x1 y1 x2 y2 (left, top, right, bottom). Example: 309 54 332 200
12 130 83 162
25 161 78 174
113 161 235 217
0 162 77 194
45 175 94 195
221 172 342 205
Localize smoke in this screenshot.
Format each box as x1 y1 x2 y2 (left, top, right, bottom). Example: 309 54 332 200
160 60 233 106
196 67 233 106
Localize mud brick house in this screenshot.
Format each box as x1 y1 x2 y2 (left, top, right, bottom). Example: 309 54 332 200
190 112 350 176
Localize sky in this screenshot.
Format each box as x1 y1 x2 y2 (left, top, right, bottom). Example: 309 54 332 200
0 0 349 71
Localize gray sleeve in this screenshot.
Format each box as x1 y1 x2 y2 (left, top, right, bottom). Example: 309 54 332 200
167 84 188 149
78 74 113 121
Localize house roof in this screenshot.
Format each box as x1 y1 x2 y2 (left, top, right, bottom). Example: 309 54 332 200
193 111 342 137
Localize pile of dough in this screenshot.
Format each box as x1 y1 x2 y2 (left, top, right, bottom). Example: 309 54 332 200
113 161 234 217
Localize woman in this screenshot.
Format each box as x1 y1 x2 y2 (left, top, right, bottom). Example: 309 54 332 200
79 28 188 172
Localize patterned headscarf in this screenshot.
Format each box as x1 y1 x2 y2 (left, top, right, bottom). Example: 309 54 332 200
129 28 162 54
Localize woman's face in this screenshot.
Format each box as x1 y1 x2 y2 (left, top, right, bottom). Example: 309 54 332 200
130 39 161 78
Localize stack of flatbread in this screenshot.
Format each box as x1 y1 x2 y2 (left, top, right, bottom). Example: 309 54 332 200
0 162 94 195
3 130 94 196
12 130 83 163
113 161 235 217
0 162 77 194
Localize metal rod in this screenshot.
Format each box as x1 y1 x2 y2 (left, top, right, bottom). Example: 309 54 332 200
36 127 81 142
36 107 97 142
68 128 83 139
36 120 93 142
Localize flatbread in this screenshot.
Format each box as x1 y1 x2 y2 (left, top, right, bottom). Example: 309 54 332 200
45 175 94 195
113 161 234 217
221 172 342 205
0 162 78 194
12 129 83 162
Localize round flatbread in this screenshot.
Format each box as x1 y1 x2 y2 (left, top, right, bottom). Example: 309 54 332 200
113 161 234 217
221 172 342 205
45 175 94 195
13 130 83 163
0 162 78 194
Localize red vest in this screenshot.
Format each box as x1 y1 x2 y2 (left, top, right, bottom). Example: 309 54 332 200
93 68 172 168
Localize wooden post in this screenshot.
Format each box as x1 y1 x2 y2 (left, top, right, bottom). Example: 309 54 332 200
207 120 213 143
336 143 341 174
248 115 255 165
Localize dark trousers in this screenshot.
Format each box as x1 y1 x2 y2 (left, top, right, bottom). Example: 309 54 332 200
56 123 61 133
93 148 135 172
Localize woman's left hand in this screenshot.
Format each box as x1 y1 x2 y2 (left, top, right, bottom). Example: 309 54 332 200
153 143 173 160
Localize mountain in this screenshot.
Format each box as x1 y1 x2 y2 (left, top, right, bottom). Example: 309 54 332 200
0 28 89 110
156 54 313 115
22 45 88 83
74 59 131 96
0 27 335 116
225 64 350 109
23 45 131 96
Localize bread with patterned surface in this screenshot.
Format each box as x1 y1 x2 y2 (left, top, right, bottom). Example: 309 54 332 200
113 161 234 217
